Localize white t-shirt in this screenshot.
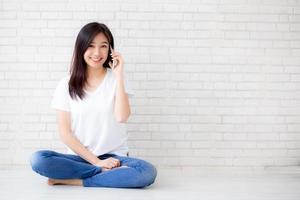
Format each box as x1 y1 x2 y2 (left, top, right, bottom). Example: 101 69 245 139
51 68 134 156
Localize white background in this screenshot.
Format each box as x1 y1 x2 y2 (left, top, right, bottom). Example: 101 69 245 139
0 0 300 169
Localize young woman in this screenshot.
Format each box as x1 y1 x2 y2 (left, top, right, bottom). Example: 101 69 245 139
30 22 157 188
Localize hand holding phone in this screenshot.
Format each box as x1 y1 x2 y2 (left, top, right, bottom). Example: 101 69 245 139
109 45 124 78
110 45 116 69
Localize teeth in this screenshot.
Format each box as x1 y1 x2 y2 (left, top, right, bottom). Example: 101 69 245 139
91 58 101 62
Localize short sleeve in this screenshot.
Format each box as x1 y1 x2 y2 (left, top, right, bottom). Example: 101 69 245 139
51 77 71 112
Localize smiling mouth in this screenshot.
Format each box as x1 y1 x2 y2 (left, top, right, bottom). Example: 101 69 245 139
90 57 103 62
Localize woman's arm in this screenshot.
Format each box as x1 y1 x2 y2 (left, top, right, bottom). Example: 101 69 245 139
56 110 120 169
114 77 131 123
110 48 131 123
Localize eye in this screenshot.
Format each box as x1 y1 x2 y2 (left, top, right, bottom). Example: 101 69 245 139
88 44 95 48
101 45 108 48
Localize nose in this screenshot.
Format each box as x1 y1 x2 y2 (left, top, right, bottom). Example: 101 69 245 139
92 47 101 57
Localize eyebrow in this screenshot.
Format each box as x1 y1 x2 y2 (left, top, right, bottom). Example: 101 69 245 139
91 41 109 44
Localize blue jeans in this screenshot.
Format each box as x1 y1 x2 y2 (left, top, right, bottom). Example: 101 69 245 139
30 150 157 188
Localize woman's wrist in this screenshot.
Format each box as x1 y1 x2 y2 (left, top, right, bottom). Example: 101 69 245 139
90 157 101 165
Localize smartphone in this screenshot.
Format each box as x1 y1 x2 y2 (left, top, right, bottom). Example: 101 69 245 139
110 45 115 69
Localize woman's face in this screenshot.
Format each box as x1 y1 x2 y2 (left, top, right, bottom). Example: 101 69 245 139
84 32 109 69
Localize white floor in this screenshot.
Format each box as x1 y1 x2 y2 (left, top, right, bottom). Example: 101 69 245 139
1 167 300 200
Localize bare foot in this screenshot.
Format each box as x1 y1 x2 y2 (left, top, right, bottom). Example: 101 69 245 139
47 178 57 185
102 167 111 172
47 178 82 186
101 166 129 172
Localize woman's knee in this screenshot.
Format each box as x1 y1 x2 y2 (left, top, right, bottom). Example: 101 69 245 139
138 160 157 187
30 150 53 172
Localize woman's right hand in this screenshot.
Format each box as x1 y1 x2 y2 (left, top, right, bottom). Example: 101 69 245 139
94 157 121 170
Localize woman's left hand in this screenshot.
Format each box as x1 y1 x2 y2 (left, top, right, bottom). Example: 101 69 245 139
109 47 124 79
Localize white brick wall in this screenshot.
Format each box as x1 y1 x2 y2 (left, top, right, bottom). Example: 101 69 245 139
0 0 300 168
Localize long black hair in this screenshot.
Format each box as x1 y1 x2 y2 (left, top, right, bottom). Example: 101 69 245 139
69 22 114 100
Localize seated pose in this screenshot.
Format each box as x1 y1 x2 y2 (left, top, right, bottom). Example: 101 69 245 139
30 22 157 188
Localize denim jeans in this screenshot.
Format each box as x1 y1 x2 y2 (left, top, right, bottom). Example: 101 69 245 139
30 150 157 188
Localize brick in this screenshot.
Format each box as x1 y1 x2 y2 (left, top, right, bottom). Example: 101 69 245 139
1 0 300 168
